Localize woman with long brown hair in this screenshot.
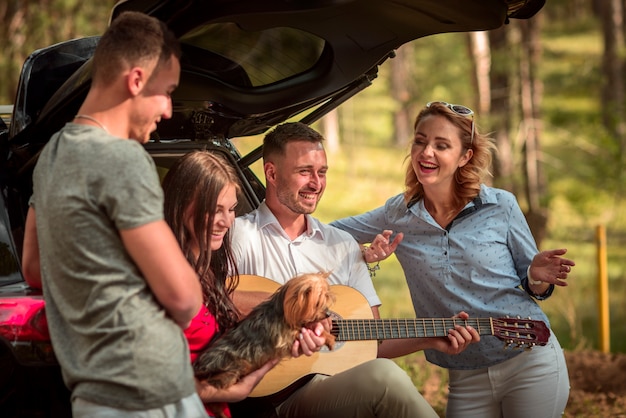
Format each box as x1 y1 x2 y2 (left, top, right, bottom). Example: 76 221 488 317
162 151 274 417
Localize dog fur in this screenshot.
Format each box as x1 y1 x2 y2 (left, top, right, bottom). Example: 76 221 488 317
193 272 336 391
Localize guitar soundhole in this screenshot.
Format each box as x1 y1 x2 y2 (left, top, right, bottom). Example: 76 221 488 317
324 310 346 351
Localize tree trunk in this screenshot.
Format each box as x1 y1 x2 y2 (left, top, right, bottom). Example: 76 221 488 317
599 0 626 191
0 1 27 103
468 31 491 115
518 16 548 246
0 2 114 105
390 44 413 147
488 26 514 192
322 109 340 154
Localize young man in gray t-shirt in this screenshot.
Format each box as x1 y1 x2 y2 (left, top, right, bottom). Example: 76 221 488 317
22 12 205 417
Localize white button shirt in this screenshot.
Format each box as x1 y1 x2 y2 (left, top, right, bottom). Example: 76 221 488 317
231 201 381 307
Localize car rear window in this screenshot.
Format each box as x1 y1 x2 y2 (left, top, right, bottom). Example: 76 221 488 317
180 22 325 87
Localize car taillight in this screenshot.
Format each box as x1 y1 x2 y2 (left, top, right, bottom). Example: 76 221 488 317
0 297 50 342
0 296 57 365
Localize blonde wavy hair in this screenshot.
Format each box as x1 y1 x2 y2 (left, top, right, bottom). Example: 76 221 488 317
404 102 497 208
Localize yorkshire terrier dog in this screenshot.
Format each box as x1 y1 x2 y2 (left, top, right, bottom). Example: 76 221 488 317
193 272 336 390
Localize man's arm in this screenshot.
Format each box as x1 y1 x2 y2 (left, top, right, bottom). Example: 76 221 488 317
120 220 202 329
22 207 43 289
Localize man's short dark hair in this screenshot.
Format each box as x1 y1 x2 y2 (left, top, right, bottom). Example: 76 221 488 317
262 122 325 161
92 11 181 86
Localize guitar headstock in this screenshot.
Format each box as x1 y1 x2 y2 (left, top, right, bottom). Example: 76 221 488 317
493 317 550 349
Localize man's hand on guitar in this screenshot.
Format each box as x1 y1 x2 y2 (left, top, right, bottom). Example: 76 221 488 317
431 311 480 355
291 317 332 357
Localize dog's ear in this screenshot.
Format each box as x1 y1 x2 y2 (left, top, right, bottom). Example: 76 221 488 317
282 273 333 327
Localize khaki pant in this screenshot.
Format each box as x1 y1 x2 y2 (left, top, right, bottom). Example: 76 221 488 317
276 358 438 418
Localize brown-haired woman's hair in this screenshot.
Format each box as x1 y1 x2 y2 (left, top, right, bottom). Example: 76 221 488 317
162 151 241 332
404 102 497 208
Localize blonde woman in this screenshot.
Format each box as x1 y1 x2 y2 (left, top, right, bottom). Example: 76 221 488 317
332 101 575 418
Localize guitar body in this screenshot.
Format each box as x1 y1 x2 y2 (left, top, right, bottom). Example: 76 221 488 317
233 275 550 398
237 275 378 397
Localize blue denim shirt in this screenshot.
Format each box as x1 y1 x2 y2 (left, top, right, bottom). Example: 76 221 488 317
331 185 554 369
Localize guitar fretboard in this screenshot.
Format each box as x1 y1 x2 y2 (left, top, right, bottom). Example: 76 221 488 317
332 318 495 340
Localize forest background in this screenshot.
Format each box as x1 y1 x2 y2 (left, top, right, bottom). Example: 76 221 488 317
1 1 625 416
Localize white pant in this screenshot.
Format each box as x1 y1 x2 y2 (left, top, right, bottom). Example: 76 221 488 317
446 333 570 418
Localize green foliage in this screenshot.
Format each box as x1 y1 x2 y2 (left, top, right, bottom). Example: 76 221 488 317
338 9 624 221
540 236 626 353
338 84 397 147
395 351 448 416
540 24 625 223
0 1 115 104
407 33 475 105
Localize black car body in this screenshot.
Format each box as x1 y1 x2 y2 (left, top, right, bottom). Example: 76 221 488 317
0 0 544 416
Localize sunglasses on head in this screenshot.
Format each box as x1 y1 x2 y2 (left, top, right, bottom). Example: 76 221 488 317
426 101 475 144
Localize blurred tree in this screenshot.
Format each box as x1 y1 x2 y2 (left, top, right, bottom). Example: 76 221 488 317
0 0 28 105
322 109 340 154
518 15 548 245
390 44 414 147
599 0 625 193
0 1 113 105
488 25 515 192
468 31 491 115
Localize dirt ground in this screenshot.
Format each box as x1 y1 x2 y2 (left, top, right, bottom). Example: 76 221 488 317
564 350 626 417
416 350 626 417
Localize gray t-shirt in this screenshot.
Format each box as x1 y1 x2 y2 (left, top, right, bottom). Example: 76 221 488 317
31 124 195 409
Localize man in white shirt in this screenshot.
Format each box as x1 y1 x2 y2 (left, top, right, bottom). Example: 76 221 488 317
232 198 380 307
230 122 478 418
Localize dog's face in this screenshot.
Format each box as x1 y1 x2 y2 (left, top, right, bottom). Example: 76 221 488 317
282 272 335 328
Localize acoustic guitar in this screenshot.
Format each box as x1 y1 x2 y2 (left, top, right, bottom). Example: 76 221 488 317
237 275 550 398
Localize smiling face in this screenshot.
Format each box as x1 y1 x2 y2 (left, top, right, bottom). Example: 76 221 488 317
210 183 238 251
184 182 238 253
410 114 473 193
266 140 328 216
129 55 181 143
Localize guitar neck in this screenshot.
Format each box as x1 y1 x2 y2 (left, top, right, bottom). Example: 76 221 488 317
233 276 549 397
234 276 549 349
333 318 495 341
